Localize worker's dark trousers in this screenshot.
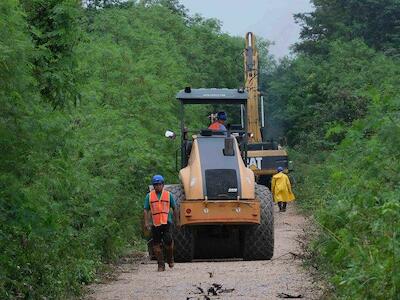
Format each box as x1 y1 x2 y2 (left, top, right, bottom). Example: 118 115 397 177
278 202 287 212
151 223 173 245
151 224 174 271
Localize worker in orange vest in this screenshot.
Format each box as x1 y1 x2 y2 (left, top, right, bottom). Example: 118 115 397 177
144 175 178 271
208 111 227 131
271 166 295 212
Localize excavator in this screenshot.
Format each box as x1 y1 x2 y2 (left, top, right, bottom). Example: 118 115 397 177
146 32 287 261
244 32 289 186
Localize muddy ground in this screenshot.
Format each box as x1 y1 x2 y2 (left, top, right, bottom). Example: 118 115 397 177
87 204 324 300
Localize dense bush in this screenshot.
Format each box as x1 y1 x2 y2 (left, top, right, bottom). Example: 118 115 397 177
293 91 400 298
0 1 244 298
267 0 400 297
268 40 400 151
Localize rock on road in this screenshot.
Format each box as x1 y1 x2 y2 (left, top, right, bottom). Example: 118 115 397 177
88 204 323 300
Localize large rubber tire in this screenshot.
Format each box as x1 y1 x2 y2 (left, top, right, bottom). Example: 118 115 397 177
242 184 274 260
164 185 194 262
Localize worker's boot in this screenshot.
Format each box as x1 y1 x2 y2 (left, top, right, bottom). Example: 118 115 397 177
282 202 287 212
165 241 174 268
278 202 283 212
153 243 165 271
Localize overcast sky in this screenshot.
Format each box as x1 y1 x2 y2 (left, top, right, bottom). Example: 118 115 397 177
179 0 313 57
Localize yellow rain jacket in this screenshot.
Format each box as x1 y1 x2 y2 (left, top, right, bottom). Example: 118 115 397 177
271 172 295 203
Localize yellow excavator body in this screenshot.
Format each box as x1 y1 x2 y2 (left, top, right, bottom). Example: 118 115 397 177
244 32 289 181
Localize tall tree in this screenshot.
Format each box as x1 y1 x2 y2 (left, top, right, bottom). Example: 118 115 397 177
295 0 400 56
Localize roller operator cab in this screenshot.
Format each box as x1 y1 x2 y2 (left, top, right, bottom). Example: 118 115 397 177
163 88 274 262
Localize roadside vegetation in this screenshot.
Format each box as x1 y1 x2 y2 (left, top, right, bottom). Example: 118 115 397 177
267 1 400 298
0 0 243 298
2 0 399 299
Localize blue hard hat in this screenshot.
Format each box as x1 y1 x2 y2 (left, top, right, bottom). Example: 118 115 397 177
217 111 227 121
277 166 284 172
152 174 164 185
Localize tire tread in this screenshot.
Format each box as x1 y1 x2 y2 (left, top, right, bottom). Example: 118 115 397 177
165 185 194 262
242 184 274 260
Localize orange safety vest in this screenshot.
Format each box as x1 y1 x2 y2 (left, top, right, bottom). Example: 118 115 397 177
209 121 222 131
149 190 170 226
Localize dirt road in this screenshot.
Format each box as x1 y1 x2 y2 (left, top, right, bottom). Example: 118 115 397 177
88 204 322 299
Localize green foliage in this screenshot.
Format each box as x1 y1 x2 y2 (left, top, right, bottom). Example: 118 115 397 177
20 0 82 108
294 93 400 298
268 1 400 298
0 1 245 298
268 40 400 151
295 0 400 56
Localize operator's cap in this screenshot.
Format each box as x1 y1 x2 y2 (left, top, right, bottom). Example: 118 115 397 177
217 111 227 120
152 174 164 185
277 166 284 172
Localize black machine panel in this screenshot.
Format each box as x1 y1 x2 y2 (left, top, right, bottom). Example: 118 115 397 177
261 156 288 170
197 136 242 198
205 169 238 200
247 155 288 170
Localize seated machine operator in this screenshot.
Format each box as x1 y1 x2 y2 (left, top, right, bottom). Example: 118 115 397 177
208 111 227 132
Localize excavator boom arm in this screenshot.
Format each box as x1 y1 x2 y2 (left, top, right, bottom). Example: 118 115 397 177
244 32 262 142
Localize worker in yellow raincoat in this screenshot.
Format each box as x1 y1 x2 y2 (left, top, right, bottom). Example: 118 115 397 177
271 166 295 212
